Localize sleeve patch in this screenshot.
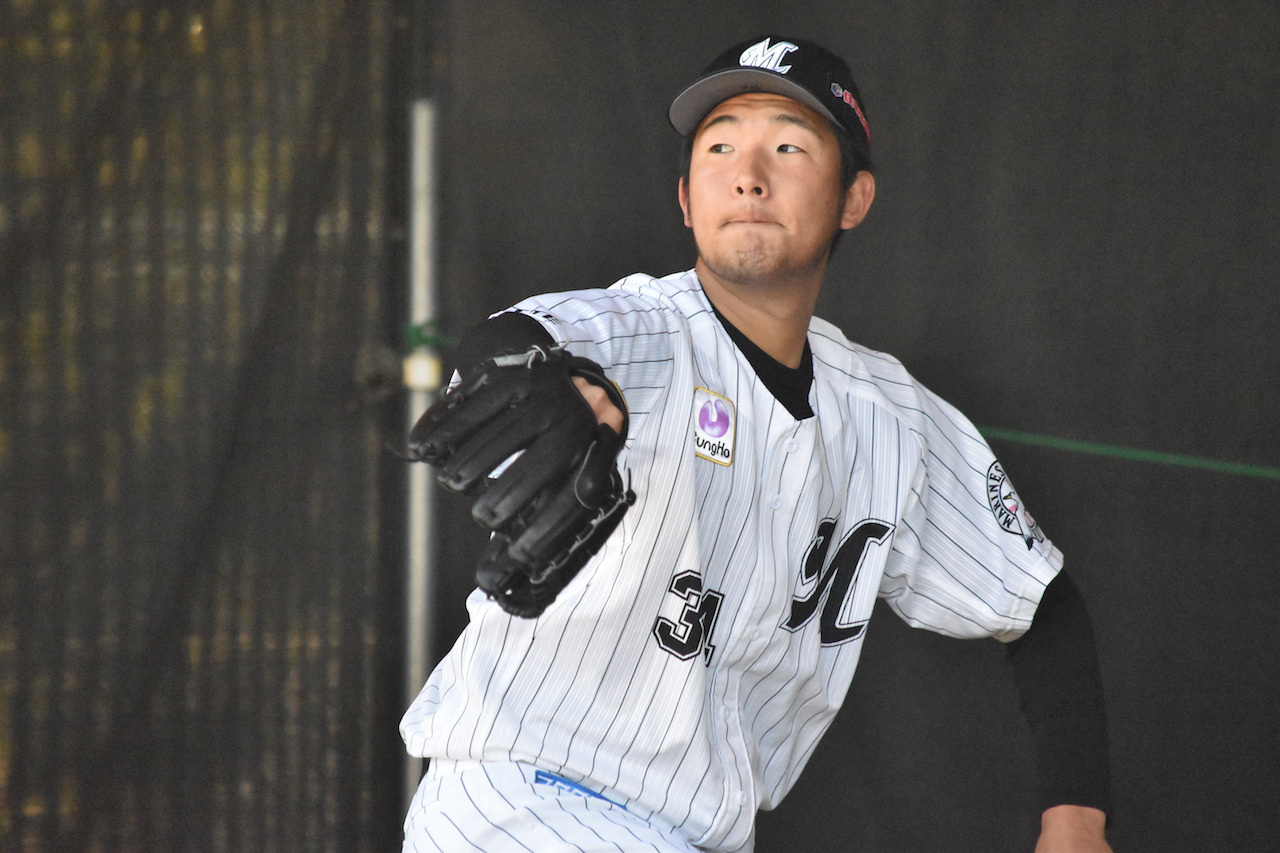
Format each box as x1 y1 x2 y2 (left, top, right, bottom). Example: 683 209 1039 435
986 462 1045 550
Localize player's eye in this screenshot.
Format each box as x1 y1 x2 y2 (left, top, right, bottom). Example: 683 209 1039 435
777 143 804 153
708 143 733 154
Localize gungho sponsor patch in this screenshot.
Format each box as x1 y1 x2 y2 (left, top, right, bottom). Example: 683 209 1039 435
693 387 735 466
986 461 1044 550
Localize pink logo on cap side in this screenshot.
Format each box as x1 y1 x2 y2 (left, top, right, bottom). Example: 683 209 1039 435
830 82 872 141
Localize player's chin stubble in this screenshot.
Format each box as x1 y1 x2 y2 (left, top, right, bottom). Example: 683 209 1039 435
687 192 842 291
697 230 829 291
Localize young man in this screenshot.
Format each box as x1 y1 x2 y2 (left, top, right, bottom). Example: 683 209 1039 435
402 36 1113 852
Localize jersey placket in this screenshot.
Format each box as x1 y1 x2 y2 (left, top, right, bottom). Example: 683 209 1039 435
709 402 823 846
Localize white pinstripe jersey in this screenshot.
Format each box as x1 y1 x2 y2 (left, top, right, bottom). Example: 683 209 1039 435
401 269 1063 852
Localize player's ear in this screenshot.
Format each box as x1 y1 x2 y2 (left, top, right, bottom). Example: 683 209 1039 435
678 176 692 228
839 171 876 230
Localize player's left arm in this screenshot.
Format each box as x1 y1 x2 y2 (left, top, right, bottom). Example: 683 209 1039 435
1007 570 1114 852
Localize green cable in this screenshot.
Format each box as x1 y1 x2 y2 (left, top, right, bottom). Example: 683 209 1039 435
978 426 1280 482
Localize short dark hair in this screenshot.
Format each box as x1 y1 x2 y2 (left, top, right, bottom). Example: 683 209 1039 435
677 114 873 254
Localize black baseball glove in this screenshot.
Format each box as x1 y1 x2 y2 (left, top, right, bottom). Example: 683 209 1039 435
407 343 634 617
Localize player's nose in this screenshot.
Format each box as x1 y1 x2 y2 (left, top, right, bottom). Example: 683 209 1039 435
732 149 769 197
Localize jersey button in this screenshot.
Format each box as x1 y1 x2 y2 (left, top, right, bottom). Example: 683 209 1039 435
737 792 748 805
770 495 782 510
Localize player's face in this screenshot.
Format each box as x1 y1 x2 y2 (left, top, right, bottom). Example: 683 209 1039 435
679 93 873 291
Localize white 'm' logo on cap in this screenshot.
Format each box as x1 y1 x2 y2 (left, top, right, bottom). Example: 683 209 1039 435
739 38 798 74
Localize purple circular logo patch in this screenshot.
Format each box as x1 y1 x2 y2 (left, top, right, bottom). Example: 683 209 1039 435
698 399 731 437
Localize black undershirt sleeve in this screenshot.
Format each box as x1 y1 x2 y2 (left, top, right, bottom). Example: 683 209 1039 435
1007 570 1113 819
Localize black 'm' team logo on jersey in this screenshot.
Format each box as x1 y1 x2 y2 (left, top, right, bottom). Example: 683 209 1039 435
783 518 894 646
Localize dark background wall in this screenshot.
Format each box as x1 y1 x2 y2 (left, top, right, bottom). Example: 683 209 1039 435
3 1 1276 851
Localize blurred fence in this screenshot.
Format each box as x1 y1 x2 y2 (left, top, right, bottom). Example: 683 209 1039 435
1 2 409 850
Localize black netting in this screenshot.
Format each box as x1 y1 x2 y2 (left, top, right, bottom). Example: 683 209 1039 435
1 2 407 850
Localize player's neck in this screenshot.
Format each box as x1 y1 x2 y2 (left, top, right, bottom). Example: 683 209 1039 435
694 260 821 368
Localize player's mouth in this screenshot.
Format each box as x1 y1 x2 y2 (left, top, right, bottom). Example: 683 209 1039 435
715 202 786 232
723 215 781 227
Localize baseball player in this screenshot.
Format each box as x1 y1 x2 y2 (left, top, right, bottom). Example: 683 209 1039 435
401 36 1113 852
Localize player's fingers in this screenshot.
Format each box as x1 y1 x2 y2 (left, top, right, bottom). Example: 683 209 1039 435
572 377 626 433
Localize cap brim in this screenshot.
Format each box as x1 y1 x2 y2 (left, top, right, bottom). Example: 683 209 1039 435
668 68 838 137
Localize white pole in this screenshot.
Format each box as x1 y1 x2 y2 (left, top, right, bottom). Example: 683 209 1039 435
403 97 441 811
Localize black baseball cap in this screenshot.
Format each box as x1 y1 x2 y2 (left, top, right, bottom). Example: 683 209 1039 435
669 36 871 145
